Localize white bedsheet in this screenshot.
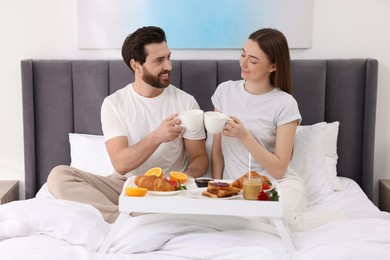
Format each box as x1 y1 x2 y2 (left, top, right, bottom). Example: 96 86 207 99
308 177 380 215
1 178 390 260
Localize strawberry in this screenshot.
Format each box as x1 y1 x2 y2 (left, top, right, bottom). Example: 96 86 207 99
262 181 271 190
168 180 178 190
257 191 270 201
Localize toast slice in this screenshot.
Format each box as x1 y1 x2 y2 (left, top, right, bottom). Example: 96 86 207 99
204 182 240 198
207 182 230 194
215 188 240 197
202 190 239 198
202 190 219 198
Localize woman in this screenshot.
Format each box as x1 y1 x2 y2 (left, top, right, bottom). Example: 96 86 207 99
211 28 340 231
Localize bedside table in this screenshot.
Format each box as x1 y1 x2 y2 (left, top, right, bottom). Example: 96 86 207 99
0 180 19 204
379 179 390 212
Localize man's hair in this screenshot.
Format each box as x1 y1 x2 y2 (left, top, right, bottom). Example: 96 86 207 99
122 26 167 72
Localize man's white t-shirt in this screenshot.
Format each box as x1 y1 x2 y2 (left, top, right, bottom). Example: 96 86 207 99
211 80 301 181
101 84 205 177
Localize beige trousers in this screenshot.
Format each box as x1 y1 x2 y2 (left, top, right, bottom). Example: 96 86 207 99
47 165 127 224
277 173 344 232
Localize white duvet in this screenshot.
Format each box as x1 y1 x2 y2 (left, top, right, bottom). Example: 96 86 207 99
1 179 390 260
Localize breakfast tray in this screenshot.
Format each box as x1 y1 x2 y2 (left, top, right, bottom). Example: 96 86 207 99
98 178 295 254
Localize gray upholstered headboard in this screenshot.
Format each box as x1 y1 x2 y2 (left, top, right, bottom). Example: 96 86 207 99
21 59 378 200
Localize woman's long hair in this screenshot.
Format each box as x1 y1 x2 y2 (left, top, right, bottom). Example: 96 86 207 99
249 28 293 94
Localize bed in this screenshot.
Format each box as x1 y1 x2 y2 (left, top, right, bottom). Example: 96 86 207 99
1 58 389 259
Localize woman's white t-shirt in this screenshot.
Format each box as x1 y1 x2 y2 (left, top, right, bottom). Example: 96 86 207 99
101 84 205 177
211 80 301 181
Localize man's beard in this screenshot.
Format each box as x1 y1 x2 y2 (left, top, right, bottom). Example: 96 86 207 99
142 67 170 89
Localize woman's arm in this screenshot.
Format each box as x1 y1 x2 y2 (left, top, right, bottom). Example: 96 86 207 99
224 116 298 179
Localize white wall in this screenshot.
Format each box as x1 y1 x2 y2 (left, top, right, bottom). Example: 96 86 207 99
1 0 389 204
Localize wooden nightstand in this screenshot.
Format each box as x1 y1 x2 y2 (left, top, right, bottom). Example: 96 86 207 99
0 180 19 204
379 179 390 212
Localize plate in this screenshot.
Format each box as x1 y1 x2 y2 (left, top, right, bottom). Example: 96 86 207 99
187 188 242 200
148 190 182 196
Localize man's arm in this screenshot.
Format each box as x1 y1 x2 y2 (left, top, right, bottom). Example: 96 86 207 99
211 133 224 179
183 139 209 178
105 114 183 175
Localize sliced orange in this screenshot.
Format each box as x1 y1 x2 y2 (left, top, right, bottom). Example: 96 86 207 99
144 167 163 179
170 171 188 184
125 187 148 197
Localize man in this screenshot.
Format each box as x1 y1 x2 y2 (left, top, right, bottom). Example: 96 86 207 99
47 26 208 223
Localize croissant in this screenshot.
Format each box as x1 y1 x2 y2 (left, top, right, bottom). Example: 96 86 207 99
152 178 176 191
134 176 157 190
231 171 263 189
134 176 176 191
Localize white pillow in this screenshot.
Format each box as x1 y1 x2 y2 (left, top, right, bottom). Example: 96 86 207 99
323 122 342 190
35 183 55 199
69 133 115 176
297 122 342 191
290 122 334 206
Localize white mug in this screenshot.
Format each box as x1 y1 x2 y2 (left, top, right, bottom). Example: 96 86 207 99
177 109 204 132
204 111 229 134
